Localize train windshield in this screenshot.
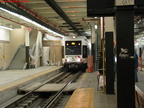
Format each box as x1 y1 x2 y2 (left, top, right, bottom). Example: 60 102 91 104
65 41 81 55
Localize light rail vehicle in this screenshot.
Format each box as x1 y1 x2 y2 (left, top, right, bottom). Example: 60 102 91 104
62 36 88 71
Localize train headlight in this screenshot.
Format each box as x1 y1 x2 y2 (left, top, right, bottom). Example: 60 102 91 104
66 59 70 62
77 58 81 62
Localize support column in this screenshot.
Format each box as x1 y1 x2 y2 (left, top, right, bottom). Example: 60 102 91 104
115 8 135 108
105 32 114 94
25 29 30 69
91 22 96 44
26 46 30 69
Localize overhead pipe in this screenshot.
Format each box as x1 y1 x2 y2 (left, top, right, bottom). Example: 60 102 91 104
8 0 71 36
101 17 105 93
82 17 99 22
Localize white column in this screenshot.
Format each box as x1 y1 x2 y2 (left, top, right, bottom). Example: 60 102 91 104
25 28 30 46
91 22 96 44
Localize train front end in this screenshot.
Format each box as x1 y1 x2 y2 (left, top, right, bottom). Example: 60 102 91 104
64 41 87 70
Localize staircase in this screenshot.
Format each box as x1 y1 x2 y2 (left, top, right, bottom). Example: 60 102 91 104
8 45 26 70
95 34 102 71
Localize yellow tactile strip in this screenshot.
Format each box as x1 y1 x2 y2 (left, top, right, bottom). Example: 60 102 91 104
0 66 62 92
65 88 94 108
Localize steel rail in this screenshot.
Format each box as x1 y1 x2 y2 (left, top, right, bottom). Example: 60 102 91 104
42 71 82 108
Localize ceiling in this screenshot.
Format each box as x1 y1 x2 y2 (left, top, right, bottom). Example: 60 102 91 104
0 0 99 37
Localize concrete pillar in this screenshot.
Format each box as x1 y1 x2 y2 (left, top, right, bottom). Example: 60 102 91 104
115 8 135 108
25 28 30 69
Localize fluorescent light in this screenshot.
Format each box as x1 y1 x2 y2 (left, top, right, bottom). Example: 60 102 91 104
0 7 64 37
0 7 19 17
73 36 76 38
0 25 13 30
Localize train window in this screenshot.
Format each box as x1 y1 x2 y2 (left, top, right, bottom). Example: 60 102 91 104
83 46 87 58
65 41 81 55
62 46 64 58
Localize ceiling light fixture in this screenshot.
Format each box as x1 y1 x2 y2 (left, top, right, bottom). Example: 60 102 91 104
0 7 64 37
73 36 76 38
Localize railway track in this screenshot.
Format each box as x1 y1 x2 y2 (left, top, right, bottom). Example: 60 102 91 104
4 70 83 108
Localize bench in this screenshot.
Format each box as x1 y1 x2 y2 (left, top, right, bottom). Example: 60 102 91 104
65 88 94 108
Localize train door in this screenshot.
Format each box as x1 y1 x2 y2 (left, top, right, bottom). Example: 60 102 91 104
42 47 50 65
42 40 62 66
50 45 62 66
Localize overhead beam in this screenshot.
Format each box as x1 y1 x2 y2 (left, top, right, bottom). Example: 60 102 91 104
44 0 82 36
62 22 80 25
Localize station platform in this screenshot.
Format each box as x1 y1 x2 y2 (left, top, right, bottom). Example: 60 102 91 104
0 66 62 105
64 70 144 108
0 66 143 108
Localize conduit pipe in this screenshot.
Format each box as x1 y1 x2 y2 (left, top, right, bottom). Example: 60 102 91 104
101 17 105 93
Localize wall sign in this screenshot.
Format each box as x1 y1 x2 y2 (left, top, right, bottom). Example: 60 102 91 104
115 0 134 6
119 48 134 59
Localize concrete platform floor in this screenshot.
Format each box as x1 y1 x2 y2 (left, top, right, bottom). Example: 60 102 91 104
77 70 144 108
136 70 144 92
0 66 61 85
77 71 117 108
